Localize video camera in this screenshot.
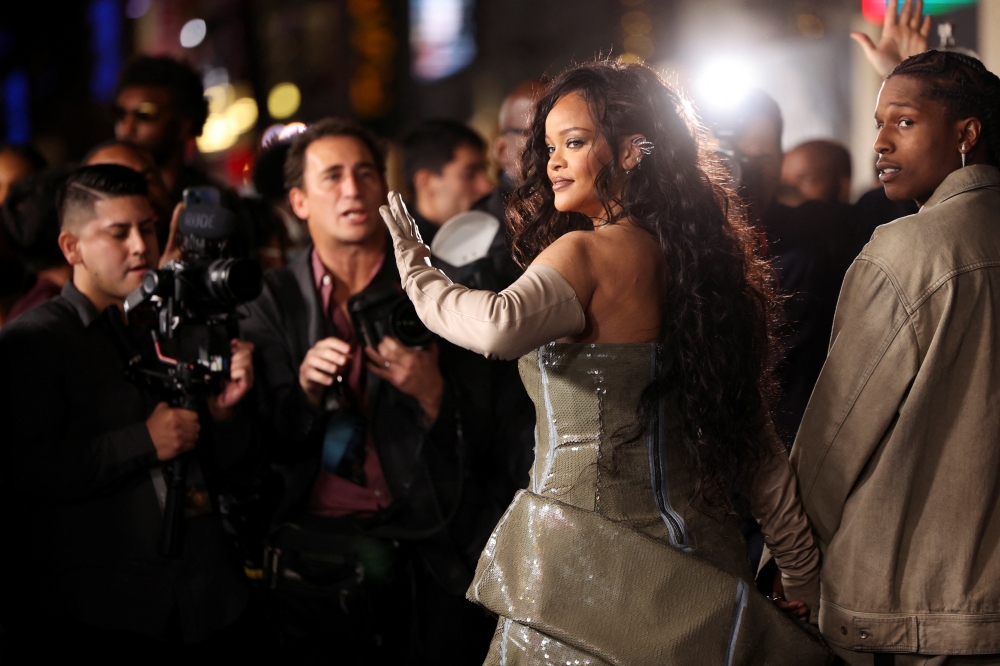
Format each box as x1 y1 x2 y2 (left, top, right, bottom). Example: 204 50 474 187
124 192 262 558
125 201 262 403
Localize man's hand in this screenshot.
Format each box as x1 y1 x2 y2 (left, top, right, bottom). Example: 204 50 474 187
147 402 200 461
366 337 443 422
159 202 183 267
299 337 352 407
207 339 255 422
851 0 931 77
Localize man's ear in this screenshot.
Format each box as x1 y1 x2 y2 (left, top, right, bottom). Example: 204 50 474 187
493 134 509 167
959 117 983 152
288 187 309 220
58 230 83 266
413 168 436 198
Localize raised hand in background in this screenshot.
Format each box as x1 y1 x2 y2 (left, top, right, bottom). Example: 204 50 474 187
851 0 931 77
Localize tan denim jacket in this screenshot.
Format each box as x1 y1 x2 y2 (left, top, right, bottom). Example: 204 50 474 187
791 165 1000 655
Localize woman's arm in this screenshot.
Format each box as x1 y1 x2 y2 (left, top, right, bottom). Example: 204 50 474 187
381 192 586 359
750 422 822 614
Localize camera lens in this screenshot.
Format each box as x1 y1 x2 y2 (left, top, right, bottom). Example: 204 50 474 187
205 258 263 304
389 299 434 347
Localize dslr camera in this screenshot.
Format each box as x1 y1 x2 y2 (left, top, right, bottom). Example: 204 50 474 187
348 283 434 349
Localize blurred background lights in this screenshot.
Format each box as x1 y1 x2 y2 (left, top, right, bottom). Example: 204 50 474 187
696 56 757 111
197 114 238 153
204 83 234 114
180 19 207 48
227 97 258 134
862 0 976 24
125 0 152 19
410 0 477 81
267 83 301 119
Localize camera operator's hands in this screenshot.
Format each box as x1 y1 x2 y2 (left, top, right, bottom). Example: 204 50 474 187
207 339 255 422
851 0 931 77
159 202 184 267
299 337 353 407
147 402 200 461
366 337 443 422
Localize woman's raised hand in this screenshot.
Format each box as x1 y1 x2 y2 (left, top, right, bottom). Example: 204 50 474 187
379 190 431 284
851 0 932 77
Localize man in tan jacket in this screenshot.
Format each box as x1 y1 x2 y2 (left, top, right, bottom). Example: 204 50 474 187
791 160 1000 663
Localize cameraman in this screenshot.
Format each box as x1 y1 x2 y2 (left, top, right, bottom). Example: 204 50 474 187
0 165 256 658
241 118 516 663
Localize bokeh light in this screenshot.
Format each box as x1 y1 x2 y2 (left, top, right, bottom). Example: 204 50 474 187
227 97 258 134
125 0 152 19
267 83 301 119
197 114 238 153
180 19 207 48
696 56 757 111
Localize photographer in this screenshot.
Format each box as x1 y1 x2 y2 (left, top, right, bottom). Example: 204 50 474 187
241 118 518 663
0 165 256 658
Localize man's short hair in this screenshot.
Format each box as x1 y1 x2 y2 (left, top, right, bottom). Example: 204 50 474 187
401 119 486 190
58 164 149 232
283 117 387 191
2 168 70 272
115 56 209 137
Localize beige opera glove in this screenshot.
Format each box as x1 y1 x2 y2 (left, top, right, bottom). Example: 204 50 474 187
750 422 822 611
379 191 586 360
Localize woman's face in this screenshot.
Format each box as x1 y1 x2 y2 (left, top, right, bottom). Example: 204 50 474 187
545 92 613 219
874 76 966 205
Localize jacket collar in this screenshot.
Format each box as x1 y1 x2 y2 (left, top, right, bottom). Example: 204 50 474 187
922 165 1000 210
61 280 104 328
290 239 401 347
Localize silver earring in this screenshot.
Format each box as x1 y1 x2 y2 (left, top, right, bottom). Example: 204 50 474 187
961 144 967 168
632 137 654 155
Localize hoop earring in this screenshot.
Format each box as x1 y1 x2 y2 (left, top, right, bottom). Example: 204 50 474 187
961 144 967 168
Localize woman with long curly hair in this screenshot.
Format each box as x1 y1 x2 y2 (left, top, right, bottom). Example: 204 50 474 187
380 60 830 664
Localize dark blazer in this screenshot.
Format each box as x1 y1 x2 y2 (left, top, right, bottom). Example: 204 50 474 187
240 246 534 595
0 282 249 641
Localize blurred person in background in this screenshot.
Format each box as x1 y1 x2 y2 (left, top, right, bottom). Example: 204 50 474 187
719 91 851 453
84 140 172 248
0 164 258 659
113 56 285 268
1 168 72 320
480 79 547 222
778 139 852 206
252 138 302 263
0 144 46 327
791 49 1000 664
471 79 547 291
241 118 516 664
113 56 211 201
0 144 46 204
400 119 492 244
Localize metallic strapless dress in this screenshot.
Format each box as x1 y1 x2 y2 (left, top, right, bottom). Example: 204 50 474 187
467 343 830 666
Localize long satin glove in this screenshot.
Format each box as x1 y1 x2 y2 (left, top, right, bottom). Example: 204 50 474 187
379 191 586 360
751 423 821 611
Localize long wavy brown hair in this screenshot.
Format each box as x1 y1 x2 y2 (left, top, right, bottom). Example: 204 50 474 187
507 59 778 509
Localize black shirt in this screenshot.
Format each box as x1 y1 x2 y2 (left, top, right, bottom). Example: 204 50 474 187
0 281 248 641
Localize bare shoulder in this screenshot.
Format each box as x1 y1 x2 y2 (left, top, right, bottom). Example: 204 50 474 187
532 231 597 307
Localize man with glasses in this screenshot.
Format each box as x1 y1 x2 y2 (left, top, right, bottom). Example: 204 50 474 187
113 56 210 202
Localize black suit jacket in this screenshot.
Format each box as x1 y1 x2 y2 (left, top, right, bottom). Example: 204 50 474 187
240 246 534 595
0 282 249 641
